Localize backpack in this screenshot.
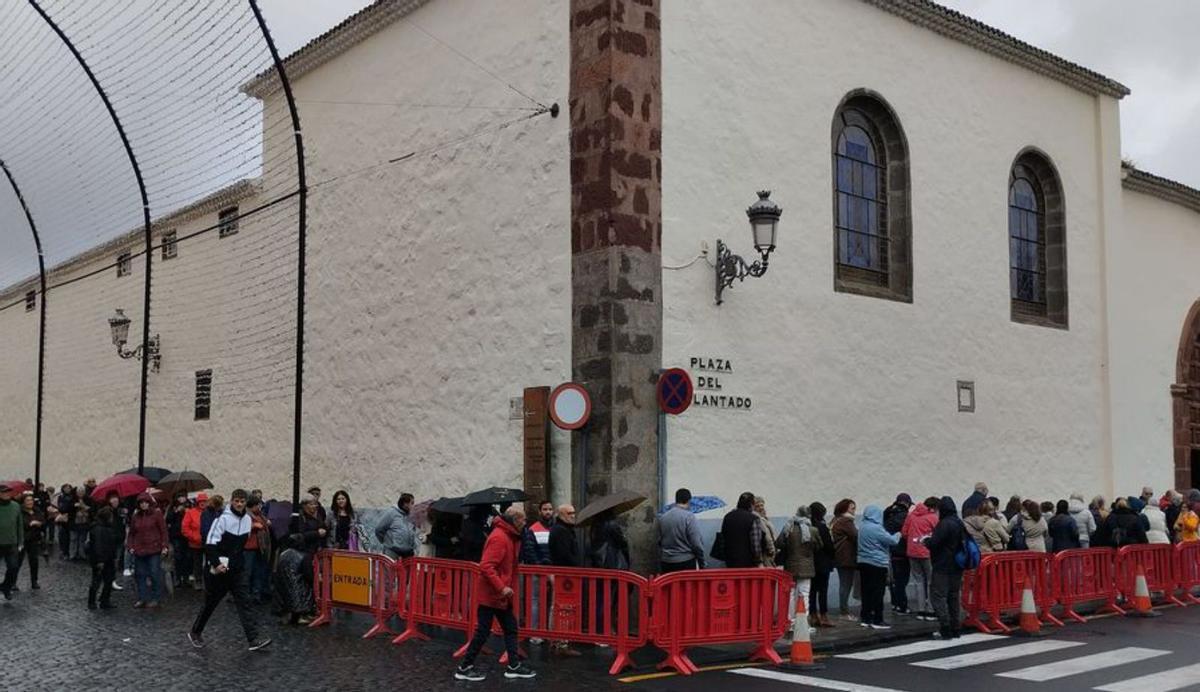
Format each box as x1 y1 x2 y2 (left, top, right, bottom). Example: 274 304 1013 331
955 529 982 569
1009 520 1027 551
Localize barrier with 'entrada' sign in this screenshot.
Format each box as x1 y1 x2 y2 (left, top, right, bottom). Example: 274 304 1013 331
331 554 373 607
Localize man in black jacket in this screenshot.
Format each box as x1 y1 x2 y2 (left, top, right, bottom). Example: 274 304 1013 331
546 504 581 657
925 496 964 640
883 494 911 615
719 492 761 568
188 489 271 652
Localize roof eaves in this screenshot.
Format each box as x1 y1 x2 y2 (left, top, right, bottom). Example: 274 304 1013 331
242 0 433 98
1122 164 1200 215
862 0 1130 99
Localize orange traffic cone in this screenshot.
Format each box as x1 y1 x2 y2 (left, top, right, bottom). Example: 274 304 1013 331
1127 564 1162 618
780 590 823 670
1013 576 1046 637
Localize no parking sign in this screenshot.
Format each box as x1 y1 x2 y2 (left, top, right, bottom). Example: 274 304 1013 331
657 368 693 415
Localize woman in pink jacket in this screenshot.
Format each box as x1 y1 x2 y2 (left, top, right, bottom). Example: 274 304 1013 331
901 497 939 621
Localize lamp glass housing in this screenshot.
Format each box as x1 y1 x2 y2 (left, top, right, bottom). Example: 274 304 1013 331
109 309 131 347
751 218 777 253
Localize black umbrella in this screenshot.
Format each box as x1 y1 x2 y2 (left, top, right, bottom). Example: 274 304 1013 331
154 470 213 498
461 486 529 507
430 496 469 515
575 490 646 525
117 466 173 484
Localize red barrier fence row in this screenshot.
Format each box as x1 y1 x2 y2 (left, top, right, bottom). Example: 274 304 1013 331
309 543 1200 674
962 543 1199 633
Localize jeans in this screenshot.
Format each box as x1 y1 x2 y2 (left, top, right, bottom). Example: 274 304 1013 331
836 566 857 615
1 545 20 593
192 569 259 643
889 556 910 611
71 526 88 559
858 563 888 625
931 571 962 633
89 559 115 606
133 553 163 602
17 544 39 586
244 551 271 601
909 557 933 614
788 578 812 624
809 570 830 615
462 605 519 667
660 558 699 573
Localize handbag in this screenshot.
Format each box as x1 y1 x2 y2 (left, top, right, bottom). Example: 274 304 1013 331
709 531 726 562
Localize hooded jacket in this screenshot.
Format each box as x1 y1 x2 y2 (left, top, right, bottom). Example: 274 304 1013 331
1009 511 1049 552
855 505 899 568
205 505 252 572
374 504 416 557
127 494 169 556
1175 507 1199 542
182 499 204 549
882 502 910 558
87 519 119 565
777 514 817 579
1067 496 1096 547
1097 505 1148 547
475 516 521 610
1141 506 1170 544
901 503 938 559
926 497 965 574
964 513 1008 553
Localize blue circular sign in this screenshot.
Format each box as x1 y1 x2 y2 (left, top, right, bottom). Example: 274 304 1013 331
657 368 693 415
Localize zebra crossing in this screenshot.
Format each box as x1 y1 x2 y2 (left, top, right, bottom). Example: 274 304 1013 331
725 633 1198 691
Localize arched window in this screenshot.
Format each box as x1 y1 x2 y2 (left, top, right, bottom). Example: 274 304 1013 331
1008 150 1067 327
831 91 911 302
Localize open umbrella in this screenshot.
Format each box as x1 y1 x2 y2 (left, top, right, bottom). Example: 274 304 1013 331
116 466 173 484
155 470 212 498
0 480 31 494
461 487 528 507
575 490 646 525
267 500 294 541
660 495 726 515
430 496 469 515
90 473 149 501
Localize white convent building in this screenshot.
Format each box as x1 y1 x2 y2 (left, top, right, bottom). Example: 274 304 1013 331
2 0 1198 528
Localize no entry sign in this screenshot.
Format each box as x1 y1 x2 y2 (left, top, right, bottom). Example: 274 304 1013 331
657 368 693 415
548 382 591 430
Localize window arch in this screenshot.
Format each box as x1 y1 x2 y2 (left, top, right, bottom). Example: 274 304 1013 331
1008 149 1067 327
831 91 911 302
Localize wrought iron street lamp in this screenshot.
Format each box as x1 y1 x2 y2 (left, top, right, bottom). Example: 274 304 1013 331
715 190 782 305
108 308 160 372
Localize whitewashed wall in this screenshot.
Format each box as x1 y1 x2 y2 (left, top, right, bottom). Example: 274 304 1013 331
292 0 572 508
660 0 1119 513
1109 188 1200 494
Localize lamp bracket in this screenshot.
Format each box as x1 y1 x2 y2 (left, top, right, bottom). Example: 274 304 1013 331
714 239 770 305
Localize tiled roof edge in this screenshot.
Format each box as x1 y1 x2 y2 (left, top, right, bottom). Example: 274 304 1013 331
862 0 1130 99
1122 164 1200 214
243 0 433 98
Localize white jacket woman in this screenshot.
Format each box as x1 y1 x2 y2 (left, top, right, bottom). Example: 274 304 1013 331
1142 505 1170 544
1067 494 1096 547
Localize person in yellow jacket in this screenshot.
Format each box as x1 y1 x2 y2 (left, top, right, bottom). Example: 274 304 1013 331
1175 504 1199 543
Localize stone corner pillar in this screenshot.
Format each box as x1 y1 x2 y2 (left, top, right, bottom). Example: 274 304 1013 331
569 0 662 573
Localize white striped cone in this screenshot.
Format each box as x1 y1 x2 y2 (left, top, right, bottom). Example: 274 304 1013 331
779 585 823 669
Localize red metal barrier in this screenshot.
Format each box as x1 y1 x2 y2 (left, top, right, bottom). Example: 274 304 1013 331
963 552 1060 633
1117 544 1185 607
309 549 400 639
649 568 791 675
1177 542 1200 605
1050 548 1123 623
392 557 480 657
513 566 650 675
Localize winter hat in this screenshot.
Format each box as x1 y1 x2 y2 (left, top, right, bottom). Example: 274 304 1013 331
136 492 154 503
196 492 208 503
895 493 913 506
794 505 810 518
1127 496 1146 512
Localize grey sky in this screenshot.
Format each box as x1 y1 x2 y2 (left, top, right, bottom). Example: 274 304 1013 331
938 0 1200 188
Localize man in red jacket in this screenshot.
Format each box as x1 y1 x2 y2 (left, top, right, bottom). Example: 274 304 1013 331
453 506 537 682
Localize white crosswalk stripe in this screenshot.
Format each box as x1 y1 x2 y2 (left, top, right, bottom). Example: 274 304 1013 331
997 647 1172 682
729 668 909 691
1093 662 1200 691
837 633 1003 661
911 639 1085 669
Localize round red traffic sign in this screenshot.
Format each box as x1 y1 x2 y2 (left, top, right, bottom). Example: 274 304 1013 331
657 368 693 415
548 382 591 430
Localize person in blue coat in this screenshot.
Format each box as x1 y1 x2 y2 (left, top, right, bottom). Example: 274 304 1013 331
855 505 899 629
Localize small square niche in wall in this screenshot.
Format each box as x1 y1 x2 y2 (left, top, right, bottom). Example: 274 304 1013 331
957 380 975 413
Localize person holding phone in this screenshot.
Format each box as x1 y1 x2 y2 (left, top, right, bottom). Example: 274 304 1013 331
188 489 271 652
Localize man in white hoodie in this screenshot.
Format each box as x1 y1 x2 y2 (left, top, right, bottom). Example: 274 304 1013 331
1067 493 1096 547
188 489 271 651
